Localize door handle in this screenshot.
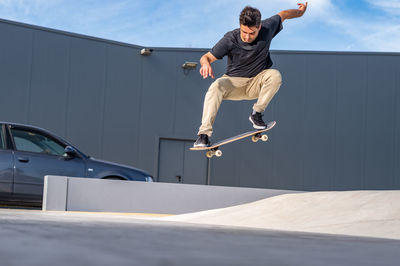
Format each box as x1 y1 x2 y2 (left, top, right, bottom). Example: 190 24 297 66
175 175 182 183
17 157 30 163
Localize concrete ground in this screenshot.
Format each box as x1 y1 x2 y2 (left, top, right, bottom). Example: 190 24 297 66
1 209 400 266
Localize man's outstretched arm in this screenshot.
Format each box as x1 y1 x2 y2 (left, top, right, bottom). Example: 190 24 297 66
278 2 307 22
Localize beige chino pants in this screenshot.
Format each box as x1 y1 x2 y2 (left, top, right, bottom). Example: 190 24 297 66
198 68 282 136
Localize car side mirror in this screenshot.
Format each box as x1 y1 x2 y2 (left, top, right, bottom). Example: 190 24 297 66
64 146 77 158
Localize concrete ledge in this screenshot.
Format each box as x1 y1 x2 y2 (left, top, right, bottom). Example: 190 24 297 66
43 175 299 214
42 176 68 211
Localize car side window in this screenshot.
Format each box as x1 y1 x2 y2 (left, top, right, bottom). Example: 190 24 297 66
10 128 66 156
0 127 4 149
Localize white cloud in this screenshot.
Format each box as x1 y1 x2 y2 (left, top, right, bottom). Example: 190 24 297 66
366 0 400 14
284 0 400 52
359 24 400 52
367 0 400 17
0 0 61 23
325 1 400 52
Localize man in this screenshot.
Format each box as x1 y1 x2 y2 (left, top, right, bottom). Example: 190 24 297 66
194 3 308 147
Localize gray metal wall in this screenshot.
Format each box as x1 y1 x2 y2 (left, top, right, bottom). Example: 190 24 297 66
0 18 399 191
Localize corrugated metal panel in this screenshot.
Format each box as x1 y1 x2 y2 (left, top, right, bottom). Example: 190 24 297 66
334 55 367 190
66 37 106 157
138 50 177 172
101 44 142 166
272 54 307 190
396 57 400 189
303 54 337 191
0 23 33 123
28 30 70 135
364 55 397 189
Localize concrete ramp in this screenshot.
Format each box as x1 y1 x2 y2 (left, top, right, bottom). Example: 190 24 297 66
162 190 400 240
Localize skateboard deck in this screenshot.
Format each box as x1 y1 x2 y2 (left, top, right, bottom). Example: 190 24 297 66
190 121 276 158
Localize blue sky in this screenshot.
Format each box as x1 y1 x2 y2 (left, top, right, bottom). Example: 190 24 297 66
0 0 399 52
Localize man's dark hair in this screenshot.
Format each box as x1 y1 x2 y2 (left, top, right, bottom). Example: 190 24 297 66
239 6 261 27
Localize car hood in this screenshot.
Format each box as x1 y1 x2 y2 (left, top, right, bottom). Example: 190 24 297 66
88 157 151 176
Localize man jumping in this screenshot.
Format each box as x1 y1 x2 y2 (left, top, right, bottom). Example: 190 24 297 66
194 3 308 147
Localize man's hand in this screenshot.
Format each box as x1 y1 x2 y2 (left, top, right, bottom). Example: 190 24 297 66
297 2 307 15
278 2 308 22
200 63 215 79
199 52 217 79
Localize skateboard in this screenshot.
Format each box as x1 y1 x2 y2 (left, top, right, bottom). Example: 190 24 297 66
190 121 276 158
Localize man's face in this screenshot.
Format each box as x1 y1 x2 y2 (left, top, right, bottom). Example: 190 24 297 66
240 24 261 43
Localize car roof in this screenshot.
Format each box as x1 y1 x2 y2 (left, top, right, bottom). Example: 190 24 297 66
1 121 50 131
0 121 64 138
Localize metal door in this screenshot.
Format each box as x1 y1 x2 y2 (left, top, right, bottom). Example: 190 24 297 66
158 138 208 184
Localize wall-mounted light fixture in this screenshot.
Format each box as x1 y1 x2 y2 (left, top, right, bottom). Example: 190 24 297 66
140 48 153 56
182 62 198 69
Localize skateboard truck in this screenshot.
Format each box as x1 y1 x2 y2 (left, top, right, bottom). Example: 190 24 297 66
206 148 223 158
251 133 269 143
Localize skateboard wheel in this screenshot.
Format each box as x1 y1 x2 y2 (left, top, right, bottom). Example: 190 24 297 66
215 150 223 157
206 151 213 158
251 136 258 142
261 134 268 142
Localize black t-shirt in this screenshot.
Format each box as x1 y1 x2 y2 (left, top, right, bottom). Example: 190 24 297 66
210 15 283 78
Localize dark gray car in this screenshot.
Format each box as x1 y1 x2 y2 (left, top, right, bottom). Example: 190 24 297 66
0 122 153 205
